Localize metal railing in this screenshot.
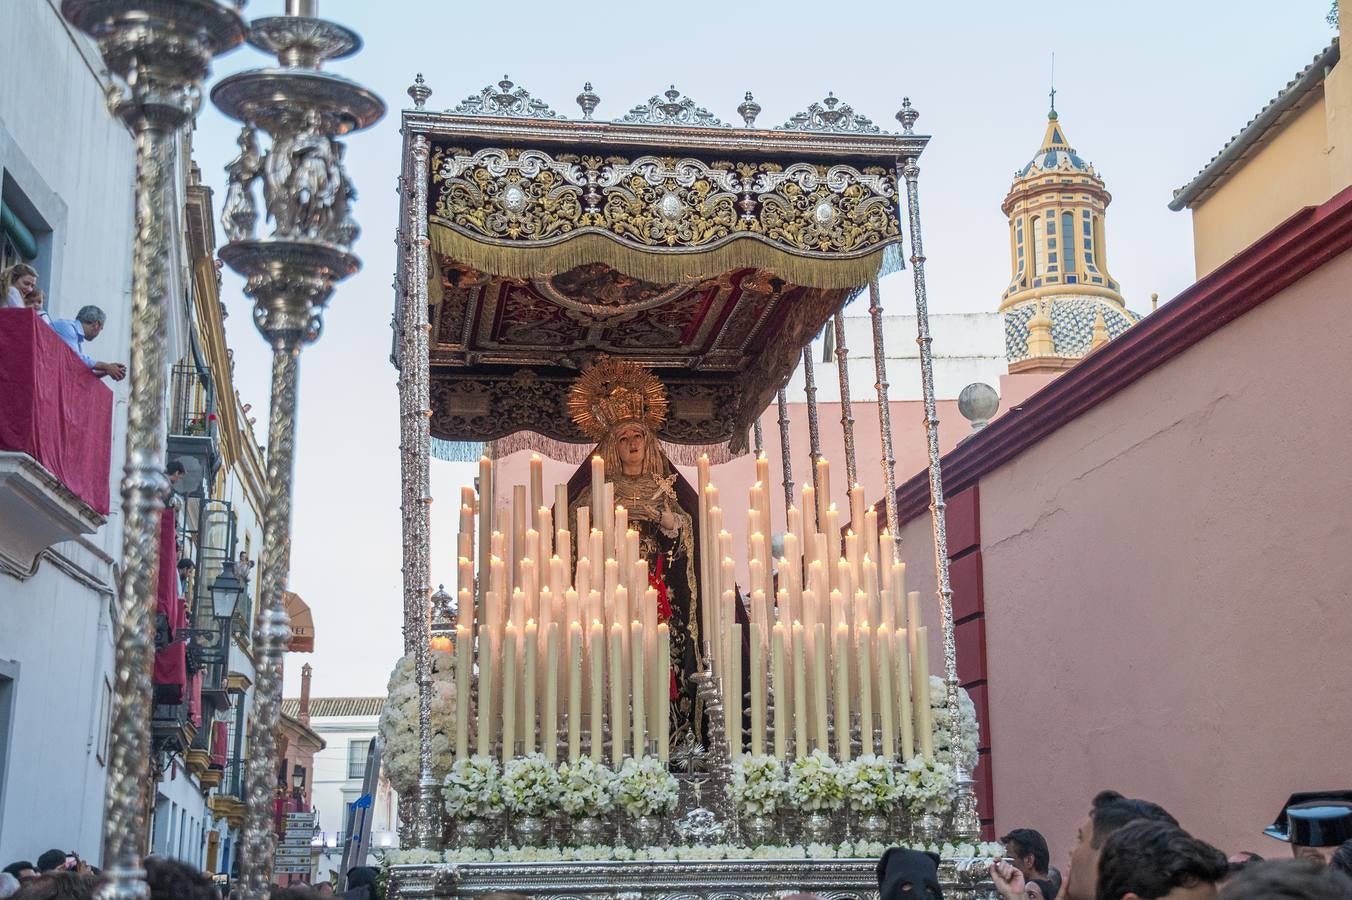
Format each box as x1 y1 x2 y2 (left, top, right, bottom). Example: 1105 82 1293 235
170 361 217 437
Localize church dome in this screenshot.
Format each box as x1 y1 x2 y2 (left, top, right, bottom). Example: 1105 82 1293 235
1005 295 1140 363
1016 113 1092 177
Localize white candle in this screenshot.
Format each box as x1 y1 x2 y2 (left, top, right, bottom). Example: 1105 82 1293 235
631 620 646 759
812 622 830 751
802 483 817 535
749 621 765 756
816 458 831 529
478 456 493 607
537 506 554 565
590 455 605 532
522 621 538 755
656 622 670 762
454 624 472 759
771 622 788 759
790 621 807 758
565 623 583 760
501 622 518 762
589 619 605 762
512 485 528 592
529 454 544 517
857 621 874 756
609 623 625 765
848 484 865 542
476 615 496 757
834 623 851 761
543 622 559 763
876 626 895 759
895 627 915 761
916 626 934 759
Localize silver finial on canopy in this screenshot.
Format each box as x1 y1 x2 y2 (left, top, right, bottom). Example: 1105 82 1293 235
780 92 882 133
737 91 762 128
897 97 919 135
408 72 432 109
454 75 559 118
576 81 600 120
622 85 731 128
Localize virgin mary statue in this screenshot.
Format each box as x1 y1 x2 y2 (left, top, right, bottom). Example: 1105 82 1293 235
565 358 705 754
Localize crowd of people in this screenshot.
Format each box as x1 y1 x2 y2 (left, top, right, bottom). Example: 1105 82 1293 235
3 262 126 380
0 857 382 900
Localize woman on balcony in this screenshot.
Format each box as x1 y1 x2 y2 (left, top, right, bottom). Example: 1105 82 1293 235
2 262 37 308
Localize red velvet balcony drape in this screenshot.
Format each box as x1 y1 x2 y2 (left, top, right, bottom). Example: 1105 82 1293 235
0 309 112 514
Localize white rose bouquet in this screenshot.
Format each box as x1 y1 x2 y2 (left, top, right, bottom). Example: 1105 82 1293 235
500 753 562 816
929 675 980 774
730 754 787 816
841 754 899 812
786 749 845 812
443 755 504 819
377 649 457 794
557 757 615 817
612 756 679 816
897 754 957 816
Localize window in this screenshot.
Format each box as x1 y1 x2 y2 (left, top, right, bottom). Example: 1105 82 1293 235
348 739 372 779
1031 216 1044 277
1063 213 1076 273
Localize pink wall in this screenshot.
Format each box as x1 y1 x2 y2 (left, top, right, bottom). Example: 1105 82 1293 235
972 249 1352 862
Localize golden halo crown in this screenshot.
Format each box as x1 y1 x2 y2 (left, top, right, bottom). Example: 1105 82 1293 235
568 356 669 442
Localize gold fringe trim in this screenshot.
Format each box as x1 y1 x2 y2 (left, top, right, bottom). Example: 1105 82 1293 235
488 431 743 466
428 223 892 291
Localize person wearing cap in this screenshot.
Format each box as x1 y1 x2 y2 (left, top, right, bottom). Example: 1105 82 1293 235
1265 791 1352 864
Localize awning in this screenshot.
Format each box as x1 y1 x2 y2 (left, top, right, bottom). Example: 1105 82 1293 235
283 590 314 652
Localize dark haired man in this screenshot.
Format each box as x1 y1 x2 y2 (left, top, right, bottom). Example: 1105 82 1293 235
143 857 217 900
1002 828 1051 883
1061 790 1177 900
2 861 36 884
34 851 69 874
1222 859 1352 899
1094 819 1226 900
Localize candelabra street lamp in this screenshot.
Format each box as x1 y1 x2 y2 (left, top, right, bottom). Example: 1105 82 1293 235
212 3 383 895
59 3 246 898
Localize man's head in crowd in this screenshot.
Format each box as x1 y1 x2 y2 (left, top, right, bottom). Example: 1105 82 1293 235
1221 859 1352 899
1002 828 1051 880
1063 789 1178 900
33 852 69 875
1094 819 1226 900
143 857 218 900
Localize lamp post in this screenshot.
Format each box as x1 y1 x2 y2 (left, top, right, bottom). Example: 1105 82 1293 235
58 4 245 898
212 4 383 895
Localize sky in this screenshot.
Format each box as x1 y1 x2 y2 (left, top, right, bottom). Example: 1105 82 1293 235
186 0 1337 699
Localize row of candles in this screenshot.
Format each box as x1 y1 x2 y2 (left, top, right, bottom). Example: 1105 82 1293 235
442 452 938 767
695 454 937 761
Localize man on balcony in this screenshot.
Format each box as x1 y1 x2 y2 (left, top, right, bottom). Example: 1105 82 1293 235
49 305 127 381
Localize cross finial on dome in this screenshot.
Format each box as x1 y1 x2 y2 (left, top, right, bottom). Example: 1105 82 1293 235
1048 51 1058 120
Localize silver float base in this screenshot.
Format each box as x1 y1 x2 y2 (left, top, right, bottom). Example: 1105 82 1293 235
389 858 997 899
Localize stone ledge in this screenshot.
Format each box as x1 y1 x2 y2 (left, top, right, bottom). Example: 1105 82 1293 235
0 452 105 572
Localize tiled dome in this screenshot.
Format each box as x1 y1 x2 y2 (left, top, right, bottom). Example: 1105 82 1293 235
1005 296 1140 362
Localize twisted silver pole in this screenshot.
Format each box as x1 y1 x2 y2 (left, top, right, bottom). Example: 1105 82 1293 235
832 311 859 491
900 156 978 839
58 5 245 898
237 346 302 898
801 346 823 528
775 388 794 518
753 417 764 456
401 132 439 848
866 280 904 563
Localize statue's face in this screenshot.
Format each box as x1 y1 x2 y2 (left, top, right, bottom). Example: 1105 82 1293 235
615 425 647 475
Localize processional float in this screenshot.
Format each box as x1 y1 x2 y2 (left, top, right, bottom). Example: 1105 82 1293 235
387 75 997 899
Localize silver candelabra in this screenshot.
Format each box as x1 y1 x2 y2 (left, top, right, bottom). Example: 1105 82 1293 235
212 2 384 895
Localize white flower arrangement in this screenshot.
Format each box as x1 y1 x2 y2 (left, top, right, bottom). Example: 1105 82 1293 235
729 754 787 816
785 749 845 812
612 755 679 816
929 675 980 774
557 757 615 817
390 841 1004 866
500 752 562 816
377 649 458 794
840 754 899 813
443 754 504 819
897 753 958 816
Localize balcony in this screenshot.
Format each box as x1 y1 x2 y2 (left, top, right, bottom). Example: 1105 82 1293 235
0 309 111 570
167 361 221 496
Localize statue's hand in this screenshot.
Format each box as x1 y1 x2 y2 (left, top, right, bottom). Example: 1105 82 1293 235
659 505 677 533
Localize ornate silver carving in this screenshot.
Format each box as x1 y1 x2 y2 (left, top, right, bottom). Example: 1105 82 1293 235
59 3 246 899
737 91 761 128
833 311 858 490
776 388 794 515
388 858 999 900
454 76 559 118
896 98 919 136
576 82 600 120
223 126 264 242
780 93 883 134
409 72 432 110
212 6 384 896
621 86 731 128
801 344 822 530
